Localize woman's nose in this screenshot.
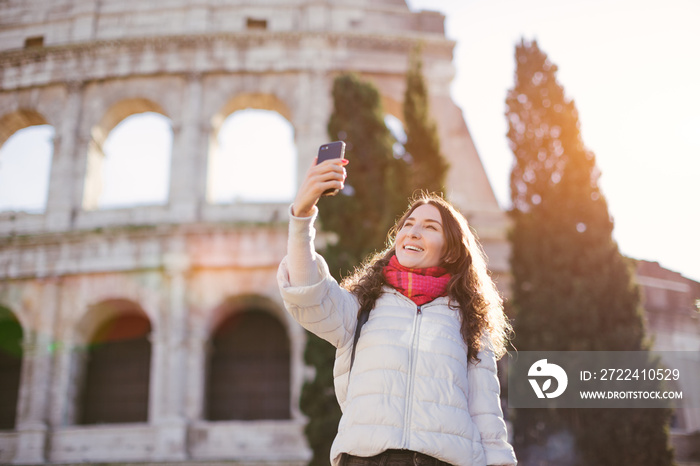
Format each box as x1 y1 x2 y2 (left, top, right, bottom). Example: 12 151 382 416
408 226 421 238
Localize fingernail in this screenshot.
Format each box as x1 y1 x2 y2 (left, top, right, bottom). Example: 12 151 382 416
341 158 349 165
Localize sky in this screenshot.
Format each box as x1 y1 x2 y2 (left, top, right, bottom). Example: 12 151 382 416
406 0 700 281
0 0 698 281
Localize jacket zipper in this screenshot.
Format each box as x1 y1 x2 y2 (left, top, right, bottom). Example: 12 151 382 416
402 304 423 449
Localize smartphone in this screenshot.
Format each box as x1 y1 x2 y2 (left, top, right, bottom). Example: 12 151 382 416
317 141 346 196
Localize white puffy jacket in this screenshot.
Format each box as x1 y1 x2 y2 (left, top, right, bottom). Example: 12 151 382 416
278 253 517 466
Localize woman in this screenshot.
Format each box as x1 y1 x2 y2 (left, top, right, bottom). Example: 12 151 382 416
278 156 517 466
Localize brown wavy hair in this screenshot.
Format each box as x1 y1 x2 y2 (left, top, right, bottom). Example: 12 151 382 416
341 193 512 362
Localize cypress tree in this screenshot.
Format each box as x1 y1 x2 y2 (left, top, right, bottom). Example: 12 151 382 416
300 73 410 465
403 47 449 194
507 39 674 465
319 72 411 273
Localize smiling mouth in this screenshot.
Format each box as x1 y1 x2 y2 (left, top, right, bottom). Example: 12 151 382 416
403 245 424 252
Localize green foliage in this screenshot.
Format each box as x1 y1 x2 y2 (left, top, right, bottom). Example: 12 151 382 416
573 408 675 465
403 47 449 194
506 38 647 352
319 73 411 275
507 39 674 465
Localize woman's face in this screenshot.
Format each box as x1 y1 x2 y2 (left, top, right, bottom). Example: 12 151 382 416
395 204 447 269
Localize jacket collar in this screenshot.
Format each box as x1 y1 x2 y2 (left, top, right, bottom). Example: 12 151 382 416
382 285 452 308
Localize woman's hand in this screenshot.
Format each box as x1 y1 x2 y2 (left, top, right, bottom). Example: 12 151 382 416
292 157 348 217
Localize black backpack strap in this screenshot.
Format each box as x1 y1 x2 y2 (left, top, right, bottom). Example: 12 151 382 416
349 307 370 373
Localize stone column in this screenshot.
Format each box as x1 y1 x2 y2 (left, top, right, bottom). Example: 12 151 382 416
286 316 308 421
151 251 190 460
148 318 167 421
47 279 86 430
47 338 83 428
168 73 207 223
184 319 208 423
13 281 59 464
13 335 50 464
69 120 96 225
45 81 84 231
293 69 333 188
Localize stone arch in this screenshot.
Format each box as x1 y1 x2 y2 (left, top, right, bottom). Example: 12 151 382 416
75 298 152 344
376 93 409 162
0 296 32 335
208 93 296 203
205 294 291 421
211 93 292 135
0 109 49 148
0 109 55 213
65 274 162 341
83 98 171 210
0 305 23 430
206 294 290 336
74 299 153 425
91 98 167 147
380 94 404 125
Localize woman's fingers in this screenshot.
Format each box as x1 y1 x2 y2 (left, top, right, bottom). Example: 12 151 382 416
312 159 346 185
293 158 348 217
314 159 347 183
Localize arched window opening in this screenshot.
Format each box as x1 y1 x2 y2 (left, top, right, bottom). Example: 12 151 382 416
206 310 290 421
208 109 296 204
0 306 23 430
87 112 172 210
0 124 54 213
79 312 151 425
384 114 408 160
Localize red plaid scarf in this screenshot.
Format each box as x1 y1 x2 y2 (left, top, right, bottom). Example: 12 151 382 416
382 255 451 306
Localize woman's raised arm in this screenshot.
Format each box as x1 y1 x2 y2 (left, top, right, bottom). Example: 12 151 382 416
286 156 348 287
279 155 358 349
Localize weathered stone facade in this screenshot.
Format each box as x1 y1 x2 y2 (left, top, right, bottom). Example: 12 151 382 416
0 0 508 464
635 261 700 465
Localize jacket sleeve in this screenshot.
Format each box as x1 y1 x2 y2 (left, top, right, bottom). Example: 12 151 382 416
277 252 359 349
467 345 517 466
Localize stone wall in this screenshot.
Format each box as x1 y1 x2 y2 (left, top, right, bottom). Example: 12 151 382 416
0 1 509 463
636 260 700 443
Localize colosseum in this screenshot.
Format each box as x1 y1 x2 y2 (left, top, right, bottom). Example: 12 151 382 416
0 0 509 464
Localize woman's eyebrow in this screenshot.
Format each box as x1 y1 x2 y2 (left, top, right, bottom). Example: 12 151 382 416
406 216 442 226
